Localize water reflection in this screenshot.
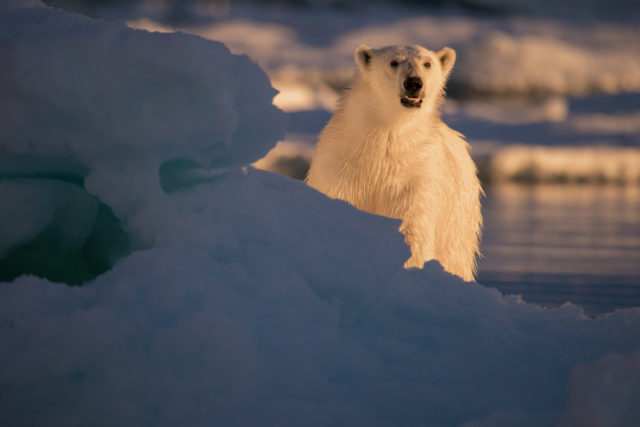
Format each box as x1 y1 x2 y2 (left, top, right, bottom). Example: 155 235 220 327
478 184 640 316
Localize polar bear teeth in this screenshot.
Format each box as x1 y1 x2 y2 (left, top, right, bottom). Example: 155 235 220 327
400 96 423 108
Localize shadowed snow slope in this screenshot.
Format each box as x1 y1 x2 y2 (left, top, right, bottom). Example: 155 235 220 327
0 3 287 251
1 4 640 427
3 168 640 427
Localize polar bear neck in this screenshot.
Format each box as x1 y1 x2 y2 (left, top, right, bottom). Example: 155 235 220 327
337 77 444 144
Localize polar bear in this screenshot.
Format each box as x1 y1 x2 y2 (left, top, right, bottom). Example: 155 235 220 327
305 44 482 281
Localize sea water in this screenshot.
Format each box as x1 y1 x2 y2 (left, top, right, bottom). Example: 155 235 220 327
478 183 640 316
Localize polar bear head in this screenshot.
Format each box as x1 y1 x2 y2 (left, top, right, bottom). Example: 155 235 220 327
353 44 456 114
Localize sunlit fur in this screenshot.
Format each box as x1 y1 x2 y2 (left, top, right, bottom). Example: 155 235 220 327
306 44 482 281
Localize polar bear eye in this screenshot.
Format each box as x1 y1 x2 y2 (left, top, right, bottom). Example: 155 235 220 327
390 60 399 68
423 61 431 69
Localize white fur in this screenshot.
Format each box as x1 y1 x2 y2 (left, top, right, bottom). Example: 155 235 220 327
306 45 482 281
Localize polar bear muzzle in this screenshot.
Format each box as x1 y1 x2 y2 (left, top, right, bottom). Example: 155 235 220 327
400 76 424 108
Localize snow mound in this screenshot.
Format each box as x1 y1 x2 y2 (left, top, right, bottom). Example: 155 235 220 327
560 352 640 427
1 6 285 170
1 4 640 427
0 4 286 256
2 168 640 426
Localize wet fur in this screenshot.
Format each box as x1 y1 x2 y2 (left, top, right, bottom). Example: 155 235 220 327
306 45 482 281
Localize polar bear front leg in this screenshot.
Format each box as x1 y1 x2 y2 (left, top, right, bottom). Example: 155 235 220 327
400 216 436 269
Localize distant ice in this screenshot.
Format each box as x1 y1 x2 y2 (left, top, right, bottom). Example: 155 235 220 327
456 28 640 96
126 5 640 185
127 6 640 102
489 146 640 184
250 98 640 185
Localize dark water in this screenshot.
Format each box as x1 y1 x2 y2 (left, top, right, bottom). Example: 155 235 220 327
477 184 640 316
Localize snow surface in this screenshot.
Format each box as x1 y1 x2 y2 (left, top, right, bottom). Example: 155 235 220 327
1 3 640 427
0 3 286 251
559 351 640 427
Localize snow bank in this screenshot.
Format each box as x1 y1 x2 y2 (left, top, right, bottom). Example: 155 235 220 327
2 168 640 426
0 4 286 252
560 352 640 427
1 6 285 169
2 4 640 427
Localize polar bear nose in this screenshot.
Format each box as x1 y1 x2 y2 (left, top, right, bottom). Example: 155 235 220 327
403 77 423 95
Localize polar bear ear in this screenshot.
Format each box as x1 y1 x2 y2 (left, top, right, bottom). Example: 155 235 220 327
437 47 456 79
354 45 373 71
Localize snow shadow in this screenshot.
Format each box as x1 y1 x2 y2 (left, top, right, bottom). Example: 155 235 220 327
0 177 131 285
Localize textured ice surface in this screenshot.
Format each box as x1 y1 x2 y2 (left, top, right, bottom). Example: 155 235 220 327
0 3 286 250
2 169 640 427
0 6 286 170
559 352 640 427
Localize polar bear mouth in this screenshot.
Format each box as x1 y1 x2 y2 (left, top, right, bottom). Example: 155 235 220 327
400 96 423 108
